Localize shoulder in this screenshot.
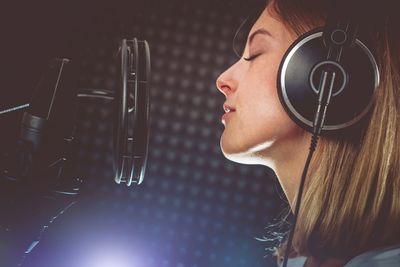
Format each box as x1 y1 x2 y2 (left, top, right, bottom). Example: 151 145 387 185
286 256 307 267
345 244 400 267
284 244 400 267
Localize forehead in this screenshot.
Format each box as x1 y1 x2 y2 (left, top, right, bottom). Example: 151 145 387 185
249 3 293 41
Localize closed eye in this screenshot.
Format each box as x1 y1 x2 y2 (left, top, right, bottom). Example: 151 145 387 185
243 53 261 61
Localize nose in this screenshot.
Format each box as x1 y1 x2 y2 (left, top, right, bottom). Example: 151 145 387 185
216 66 237 97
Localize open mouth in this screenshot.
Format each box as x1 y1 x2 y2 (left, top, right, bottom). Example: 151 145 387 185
223 103 236 114
221 111 234 124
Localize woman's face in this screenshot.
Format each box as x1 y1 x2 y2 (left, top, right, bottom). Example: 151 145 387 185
216 4 307 165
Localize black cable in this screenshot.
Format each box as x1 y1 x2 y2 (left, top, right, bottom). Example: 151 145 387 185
18 201 78 267
282 70 334 267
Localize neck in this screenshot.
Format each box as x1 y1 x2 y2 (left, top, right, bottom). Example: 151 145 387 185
259 131 312 210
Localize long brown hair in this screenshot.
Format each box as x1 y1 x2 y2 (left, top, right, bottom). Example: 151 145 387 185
270 0 400 262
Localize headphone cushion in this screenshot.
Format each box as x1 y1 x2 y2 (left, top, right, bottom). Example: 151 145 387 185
277 28 379 133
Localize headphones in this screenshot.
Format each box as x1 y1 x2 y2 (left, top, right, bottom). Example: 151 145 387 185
277 2 379 135
274 0 380 266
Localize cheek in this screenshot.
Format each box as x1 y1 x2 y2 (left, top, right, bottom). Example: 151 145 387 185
221 61 301 155
241 65 284 125
240 85 296 143
247 54 292 125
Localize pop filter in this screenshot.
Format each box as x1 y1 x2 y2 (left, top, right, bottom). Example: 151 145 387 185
77 38 151 187
113 38 151 186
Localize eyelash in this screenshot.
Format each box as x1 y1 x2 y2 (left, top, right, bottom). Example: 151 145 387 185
243 54 261 61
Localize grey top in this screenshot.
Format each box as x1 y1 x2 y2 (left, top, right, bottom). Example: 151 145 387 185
286 244 400 267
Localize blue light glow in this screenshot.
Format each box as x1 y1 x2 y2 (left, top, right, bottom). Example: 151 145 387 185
79 245 140 267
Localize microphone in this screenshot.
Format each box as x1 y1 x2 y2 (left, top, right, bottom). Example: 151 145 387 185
0 57 79 196
18 58 76 178
21 58 74 150
0 58 80 266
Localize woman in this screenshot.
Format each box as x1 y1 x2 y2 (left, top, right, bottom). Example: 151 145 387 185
216 0 400 266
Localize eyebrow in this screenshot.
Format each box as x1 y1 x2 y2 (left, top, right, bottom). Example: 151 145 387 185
247 28 274 44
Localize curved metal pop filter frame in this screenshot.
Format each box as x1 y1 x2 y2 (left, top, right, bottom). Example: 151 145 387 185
114 38 151 186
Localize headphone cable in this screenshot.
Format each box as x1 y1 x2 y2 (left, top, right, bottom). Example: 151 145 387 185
282 70 335 267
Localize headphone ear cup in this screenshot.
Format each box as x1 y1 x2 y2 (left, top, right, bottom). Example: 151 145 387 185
277 27 380 134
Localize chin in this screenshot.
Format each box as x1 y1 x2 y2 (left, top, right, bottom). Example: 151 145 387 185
219 136 268 165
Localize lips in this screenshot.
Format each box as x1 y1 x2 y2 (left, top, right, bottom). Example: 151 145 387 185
223 103 236 113
221 103 236 124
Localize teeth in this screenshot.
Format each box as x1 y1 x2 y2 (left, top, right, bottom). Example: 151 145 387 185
224 107 230 112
